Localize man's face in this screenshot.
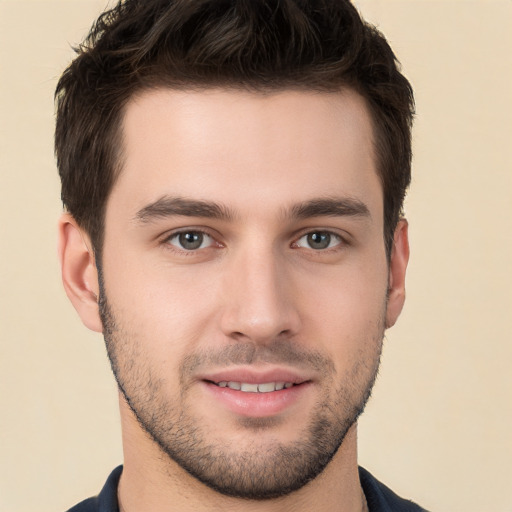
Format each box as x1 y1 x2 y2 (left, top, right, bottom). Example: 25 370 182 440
99 88 400 498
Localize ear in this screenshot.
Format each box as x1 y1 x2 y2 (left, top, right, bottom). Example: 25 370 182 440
385 219 410 329
58 213 103 333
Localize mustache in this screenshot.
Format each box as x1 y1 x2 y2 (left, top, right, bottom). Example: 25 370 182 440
180 339 335 377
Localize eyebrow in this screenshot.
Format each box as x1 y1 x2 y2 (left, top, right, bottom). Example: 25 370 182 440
289 197 370 220
134 195 370 224
134 196 235 223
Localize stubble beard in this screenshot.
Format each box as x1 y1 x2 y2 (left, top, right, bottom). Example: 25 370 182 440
99 284 384 500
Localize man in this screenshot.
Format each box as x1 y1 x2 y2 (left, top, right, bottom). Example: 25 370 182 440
56 0 424 510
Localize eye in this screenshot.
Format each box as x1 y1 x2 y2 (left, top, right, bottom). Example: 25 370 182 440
295 231 342 250
167 231 214 251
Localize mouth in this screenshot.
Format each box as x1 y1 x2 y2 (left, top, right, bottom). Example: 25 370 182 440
199 370 313 418
206 380 299 393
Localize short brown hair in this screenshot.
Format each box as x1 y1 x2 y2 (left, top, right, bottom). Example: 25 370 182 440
55 0 414 258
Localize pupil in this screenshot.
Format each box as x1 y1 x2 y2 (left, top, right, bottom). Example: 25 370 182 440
179 232 203 250
308 232 330 249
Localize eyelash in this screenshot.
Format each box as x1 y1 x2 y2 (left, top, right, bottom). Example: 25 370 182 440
161 228 349 254
163 229 220 253
293 231 345 251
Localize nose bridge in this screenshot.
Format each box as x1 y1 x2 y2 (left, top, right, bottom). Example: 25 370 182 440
220 240 300 342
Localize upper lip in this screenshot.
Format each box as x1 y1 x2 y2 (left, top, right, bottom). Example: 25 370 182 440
199 367 313 385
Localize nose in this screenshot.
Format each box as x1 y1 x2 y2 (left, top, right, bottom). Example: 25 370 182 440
219 246 301 344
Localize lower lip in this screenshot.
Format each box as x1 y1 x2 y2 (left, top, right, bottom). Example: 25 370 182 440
202 381 312 418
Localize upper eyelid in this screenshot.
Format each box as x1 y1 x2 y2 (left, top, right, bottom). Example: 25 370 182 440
296 230 342 240
167 230 213 240
161 226 218 241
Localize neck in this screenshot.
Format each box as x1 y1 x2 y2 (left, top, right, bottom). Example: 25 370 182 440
118 400 366 512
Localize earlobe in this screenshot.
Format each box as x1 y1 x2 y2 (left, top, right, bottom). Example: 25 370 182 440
385 219 410 329
58 213 103 333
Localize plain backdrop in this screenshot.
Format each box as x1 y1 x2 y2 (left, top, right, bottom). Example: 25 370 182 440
0 1 511 511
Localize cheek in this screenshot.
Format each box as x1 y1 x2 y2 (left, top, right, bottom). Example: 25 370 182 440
299 253 388 320
296 258 388 359
103 256 221 355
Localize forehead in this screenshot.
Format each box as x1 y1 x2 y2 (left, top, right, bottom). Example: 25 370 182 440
110 87 381 219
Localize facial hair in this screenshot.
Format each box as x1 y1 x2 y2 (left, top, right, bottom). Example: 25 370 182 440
98 277 384 500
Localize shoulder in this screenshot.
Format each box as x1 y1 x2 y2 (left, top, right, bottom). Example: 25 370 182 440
65 466 123 512
359 467 429 512
66 497 99 512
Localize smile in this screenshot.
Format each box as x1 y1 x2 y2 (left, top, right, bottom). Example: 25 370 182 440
213 381 295 393
201 375 313 417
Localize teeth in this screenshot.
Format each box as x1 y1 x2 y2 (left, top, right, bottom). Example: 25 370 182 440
257 382 276 393
241 383 259 392
217 381 295 393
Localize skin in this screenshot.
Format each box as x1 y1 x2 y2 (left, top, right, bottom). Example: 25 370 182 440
59 88 409 512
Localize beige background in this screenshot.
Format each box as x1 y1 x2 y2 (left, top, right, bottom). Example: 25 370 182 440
0 1 511 511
